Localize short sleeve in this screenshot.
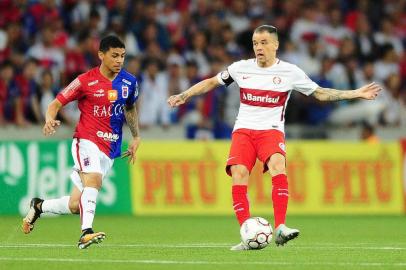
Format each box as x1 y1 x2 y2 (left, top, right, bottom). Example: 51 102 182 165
126 80 139 105
56 78 83 105
291 65 319 96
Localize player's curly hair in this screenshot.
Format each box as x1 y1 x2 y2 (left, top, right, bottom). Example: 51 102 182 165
99 35 125 52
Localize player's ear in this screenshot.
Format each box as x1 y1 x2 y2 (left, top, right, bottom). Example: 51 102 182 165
274 39 279 50
98 51 104 61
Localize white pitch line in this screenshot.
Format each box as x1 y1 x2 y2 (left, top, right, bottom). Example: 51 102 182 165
0 243 405 250
0 257 405 267
0 243 230 248
289 246 406 250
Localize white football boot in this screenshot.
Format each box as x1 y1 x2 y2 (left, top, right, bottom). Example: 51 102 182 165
274 224 299 246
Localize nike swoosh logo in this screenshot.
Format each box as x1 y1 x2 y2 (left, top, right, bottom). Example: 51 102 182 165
227 157 236 162
242 76 250 79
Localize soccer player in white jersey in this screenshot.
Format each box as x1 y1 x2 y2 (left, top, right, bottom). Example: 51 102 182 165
167 25 381 250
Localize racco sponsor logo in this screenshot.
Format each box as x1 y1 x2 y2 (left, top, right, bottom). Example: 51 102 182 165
93 104 125 117
242 93 280 104
96 131 119 142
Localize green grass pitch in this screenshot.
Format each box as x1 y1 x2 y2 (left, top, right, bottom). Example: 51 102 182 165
0 215 405 270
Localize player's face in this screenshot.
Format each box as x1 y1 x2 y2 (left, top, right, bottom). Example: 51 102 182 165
99 47 126 73
252 31 279 66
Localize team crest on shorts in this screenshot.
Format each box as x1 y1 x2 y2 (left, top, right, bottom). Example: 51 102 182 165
83 157 90 167
122 86 129 98
279 142 286 152
273 76 281 84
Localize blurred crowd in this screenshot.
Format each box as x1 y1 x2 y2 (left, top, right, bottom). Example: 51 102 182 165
0 0 405 139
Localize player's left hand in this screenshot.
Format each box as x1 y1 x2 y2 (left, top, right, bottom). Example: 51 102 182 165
121 136 140 164
357 82 382 100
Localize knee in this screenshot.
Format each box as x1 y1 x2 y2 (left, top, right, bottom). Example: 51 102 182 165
268 157 286 176
82 173 103 190
68 200 80 214
230 165 250 184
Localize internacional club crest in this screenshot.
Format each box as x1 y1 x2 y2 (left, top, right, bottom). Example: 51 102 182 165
221 70 230 80
273 76 281 84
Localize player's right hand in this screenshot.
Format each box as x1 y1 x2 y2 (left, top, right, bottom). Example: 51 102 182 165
167 93 187 107
43 119 61 136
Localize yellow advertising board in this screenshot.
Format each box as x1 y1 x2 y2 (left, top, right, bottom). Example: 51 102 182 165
130 141 403 215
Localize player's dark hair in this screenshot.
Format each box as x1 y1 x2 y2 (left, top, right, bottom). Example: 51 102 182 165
99 35 125 52
254 25 278 39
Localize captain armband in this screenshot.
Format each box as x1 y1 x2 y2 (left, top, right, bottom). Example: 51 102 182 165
219 70 234 86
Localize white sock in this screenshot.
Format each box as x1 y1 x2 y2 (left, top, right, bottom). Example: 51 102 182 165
41 196 71 214
80 187 98 231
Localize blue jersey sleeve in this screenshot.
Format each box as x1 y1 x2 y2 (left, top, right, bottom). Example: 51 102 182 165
126 79 139 106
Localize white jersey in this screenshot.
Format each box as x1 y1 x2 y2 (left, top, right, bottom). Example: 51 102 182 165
216 58 319 132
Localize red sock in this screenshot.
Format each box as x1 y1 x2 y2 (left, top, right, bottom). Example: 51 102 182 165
272 174 289 228
232 185 250 226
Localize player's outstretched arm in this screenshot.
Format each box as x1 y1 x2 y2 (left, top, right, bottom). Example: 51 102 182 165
312 82 382 101
43 99 62 136
167 76 221 107
123 104 140 164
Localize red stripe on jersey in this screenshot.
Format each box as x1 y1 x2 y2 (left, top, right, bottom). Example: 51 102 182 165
240 88 288 108
76 139 82 171
281 102 287 121
280 92 290 121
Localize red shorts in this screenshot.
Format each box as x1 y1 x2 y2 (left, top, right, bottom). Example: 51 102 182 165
225 129 286 176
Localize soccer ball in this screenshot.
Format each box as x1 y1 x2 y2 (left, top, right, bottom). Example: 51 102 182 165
240 217 273 249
